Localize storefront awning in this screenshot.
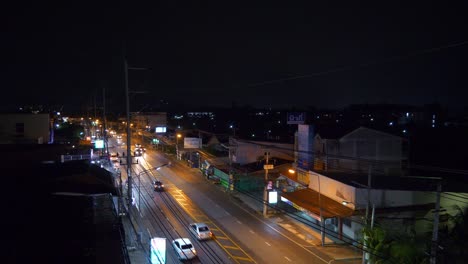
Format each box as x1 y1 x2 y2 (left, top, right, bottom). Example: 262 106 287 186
281 188 354 219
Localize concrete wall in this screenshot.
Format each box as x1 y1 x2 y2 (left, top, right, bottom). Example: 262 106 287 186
308 171 357 208
307 171 438 210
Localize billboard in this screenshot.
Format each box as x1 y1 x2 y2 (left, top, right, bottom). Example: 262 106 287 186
94 139 104 149
184 137 202 149
155 127 166 133
287 112 306 124
297 124 314 170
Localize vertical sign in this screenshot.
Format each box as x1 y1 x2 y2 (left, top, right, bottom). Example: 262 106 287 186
150 237 166 264
297 124 314 170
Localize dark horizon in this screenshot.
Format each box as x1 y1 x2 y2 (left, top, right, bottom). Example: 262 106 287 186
4 3 468 112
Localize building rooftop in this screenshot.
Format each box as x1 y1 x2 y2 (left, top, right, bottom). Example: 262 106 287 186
4 145 126 263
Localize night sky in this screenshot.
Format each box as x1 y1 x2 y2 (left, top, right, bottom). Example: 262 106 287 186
3 2 468 112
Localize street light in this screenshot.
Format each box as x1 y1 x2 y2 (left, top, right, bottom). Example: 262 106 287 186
134 163 171 211
176 134 182 160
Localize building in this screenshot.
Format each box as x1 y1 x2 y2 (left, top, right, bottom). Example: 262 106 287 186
228 137 294 166
0 113 52 144
278 125 465 243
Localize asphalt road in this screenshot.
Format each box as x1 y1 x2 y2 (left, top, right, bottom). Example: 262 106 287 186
110 135 336 264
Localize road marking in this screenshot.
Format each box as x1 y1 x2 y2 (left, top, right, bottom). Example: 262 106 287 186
265 242 271 246
249 230 255 234
147 228 152 237
230 196 329 263
236 220 242 224
284 256 292 262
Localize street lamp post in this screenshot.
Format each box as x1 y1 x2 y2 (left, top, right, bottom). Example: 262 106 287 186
176 134 181 160
134 163 171 211
318 173 325 247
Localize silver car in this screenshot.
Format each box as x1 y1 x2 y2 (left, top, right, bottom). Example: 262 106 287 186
189 223 213 240
172 238 197 260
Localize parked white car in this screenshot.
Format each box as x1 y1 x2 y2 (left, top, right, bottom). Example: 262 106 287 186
172 238 197 260
189 223 213 240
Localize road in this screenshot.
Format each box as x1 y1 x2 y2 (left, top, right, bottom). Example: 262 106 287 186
109 135 342 264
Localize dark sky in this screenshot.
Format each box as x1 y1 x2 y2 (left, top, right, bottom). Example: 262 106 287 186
3 2 468 112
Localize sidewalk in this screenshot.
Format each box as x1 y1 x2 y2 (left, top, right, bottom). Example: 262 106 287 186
230 190 362 263
121 205 149 264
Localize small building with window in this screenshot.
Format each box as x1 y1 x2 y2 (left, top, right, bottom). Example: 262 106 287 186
0 113 52 144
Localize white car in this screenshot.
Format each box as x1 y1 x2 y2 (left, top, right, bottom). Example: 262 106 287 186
110 153 119 162
172 238 197 260
189 223 213 240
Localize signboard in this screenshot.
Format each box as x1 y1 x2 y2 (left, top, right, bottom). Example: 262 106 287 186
287 112 306 124
94 139 104 149
268 191 278 204
297 124 314 170
267 180 273 190
150 237 166 264
263 164 274 170
155 127 166 133
184 137 202 149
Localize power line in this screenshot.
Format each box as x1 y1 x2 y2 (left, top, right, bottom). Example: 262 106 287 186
245 40 468 88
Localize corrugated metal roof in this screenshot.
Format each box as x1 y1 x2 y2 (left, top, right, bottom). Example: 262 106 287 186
281 188 354 219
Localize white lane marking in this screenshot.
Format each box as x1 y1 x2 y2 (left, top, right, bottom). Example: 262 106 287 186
284 256 292 262
236 220 242 224
265 242 271 246
249 230 255 234
147 228 152 237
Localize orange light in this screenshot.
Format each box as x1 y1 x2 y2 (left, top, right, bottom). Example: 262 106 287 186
288 169 295 174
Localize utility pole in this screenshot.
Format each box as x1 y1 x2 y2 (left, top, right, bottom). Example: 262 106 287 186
362 165 372 264
430 182 442 264
102 86 109 157
124 59 148 209
125 59 132 209
263 151 269 217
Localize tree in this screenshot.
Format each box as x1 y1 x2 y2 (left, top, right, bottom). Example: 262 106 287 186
362 224 427 264
438 205 468 263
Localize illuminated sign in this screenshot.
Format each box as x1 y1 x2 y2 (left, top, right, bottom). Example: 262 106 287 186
155 127 166 133
268 191 278 204
94 140 104 149
150 237 166 264
287 112 306 124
